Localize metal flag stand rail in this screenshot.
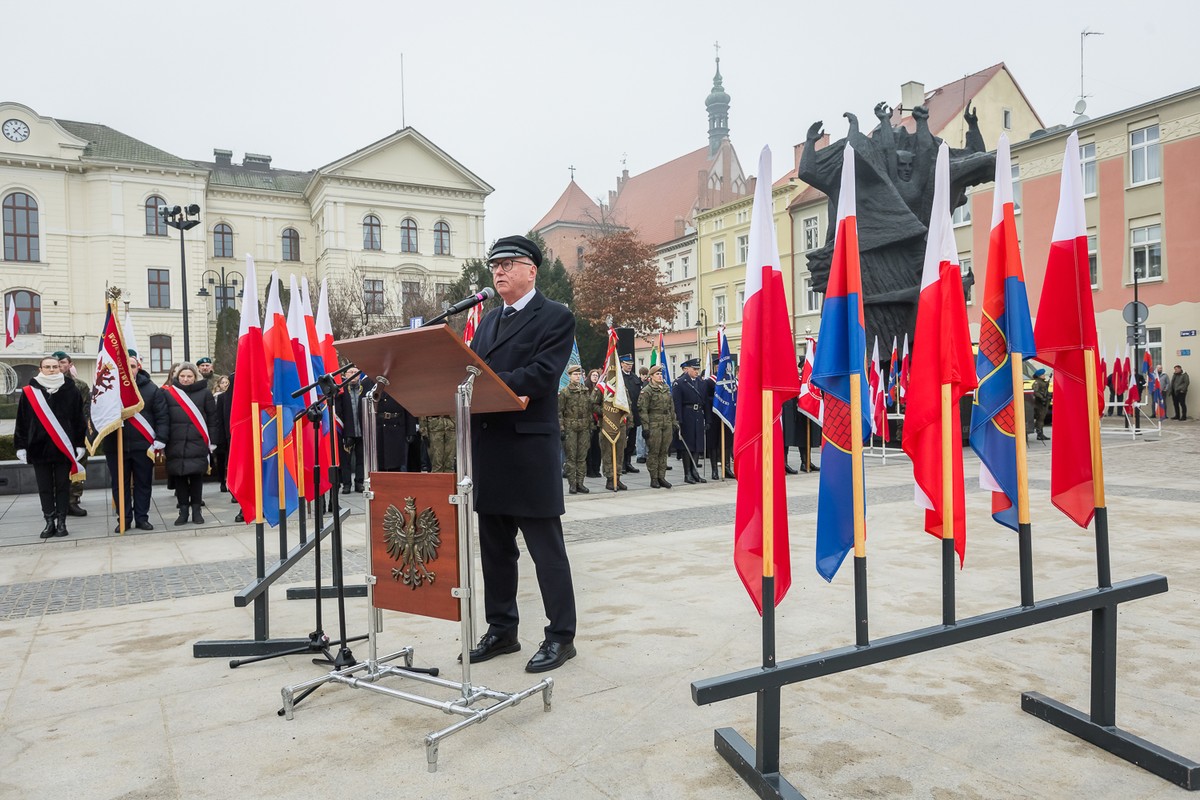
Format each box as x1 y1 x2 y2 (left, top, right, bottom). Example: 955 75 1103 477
280 365 553 771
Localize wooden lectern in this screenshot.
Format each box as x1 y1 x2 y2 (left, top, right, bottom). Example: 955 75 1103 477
281 324 554 772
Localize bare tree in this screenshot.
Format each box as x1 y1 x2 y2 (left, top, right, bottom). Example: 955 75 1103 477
325 259 451 342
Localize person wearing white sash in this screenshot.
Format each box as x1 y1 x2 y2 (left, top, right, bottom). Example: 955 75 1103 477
14 355 86 539
163 362 219 525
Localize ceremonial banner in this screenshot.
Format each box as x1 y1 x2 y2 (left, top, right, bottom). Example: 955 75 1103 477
87 302 144 454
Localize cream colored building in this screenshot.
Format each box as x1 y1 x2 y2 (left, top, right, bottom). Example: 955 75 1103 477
1 101 491 385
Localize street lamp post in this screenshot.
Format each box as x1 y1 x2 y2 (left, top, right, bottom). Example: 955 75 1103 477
197 266 244 314
696 307 709 366
1132 264 1143 432
160 203 202 362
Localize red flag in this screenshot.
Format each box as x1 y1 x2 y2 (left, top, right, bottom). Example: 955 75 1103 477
227 256 272 523
899 333 910 402
732 146 800 613
301 278 333 495
463 303 481 347
315 278 343 465
1033 131 1098 529
869 337 888 442
901 143 978 565
797 336 823 423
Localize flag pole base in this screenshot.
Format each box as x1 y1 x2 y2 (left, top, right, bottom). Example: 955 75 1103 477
1021 692 1200 790
713 727 806 800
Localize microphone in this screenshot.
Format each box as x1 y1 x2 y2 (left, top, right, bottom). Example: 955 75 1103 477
423 287 495 327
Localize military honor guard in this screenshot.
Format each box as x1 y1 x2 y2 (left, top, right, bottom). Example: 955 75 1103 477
419 414 456 473
559 365 594 494
672 358 708 484
637 365 676 488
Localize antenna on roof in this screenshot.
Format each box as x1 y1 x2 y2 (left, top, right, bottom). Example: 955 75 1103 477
1078 28 1103 123
400 53 407 128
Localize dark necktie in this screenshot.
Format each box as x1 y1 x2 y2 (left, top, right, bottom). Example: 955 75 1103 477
498 305 518 334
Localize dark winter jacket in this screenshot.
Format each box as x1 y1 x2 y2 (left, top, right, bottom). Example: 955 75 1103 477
103 370 170 455
14 378 85 465
163 379 220 477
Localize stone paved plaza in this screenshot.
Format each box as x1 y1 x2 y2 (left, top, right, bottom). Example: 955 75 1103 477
0 422 1197 799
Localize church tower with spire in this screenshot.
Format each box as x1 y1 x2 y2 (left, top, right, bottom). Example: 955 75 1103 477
706 48 731 156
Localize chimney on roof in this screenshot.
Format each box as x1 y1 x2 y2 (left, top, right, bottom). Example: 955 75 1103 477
900 81 925 113
213 149 232 167
243 153 272 171
609 189 617 207
675 216 685 238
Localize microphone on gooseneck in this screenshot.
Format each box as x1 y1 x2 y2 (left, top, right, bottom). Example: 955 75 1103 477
423 287 496 327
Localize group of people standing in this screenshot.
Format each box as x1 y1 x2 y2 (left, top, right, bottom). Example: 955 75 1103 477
14 351 228 538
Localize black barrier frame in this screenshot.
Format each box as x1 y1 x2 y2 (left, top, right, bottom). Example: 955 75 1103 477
692 572 1199 798
192 506 350 658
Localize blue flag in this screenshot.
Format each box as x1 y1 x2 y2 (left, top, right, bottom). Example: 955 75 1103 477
713 327 736 429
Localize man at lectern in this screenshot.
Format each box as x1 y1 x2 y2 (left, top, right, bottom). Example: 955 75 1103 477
467 234 578 673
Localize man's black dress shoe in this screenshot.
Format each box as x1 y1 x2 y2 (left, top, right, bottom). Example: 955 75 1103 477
136 520 154 531
785 464 798 475
459 632 520 663
526 640 576 673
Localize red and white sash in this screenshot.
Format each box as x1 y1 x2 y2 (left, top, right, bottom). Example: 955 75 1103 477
23 385 87 480
130 412 155 444
165 386 210 447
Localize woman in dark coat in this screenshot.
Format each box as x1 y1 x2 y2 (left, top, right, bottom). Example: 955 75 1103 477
163 362 220 525
14 355 86 538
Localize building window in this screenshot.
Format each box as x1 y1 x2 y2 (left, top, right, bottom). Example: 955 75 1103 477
735 285 745 320
736 209 749 224
1147 327 1163 368
665 260 675 281
148 268 170 309
435 283 451 305
736 234 749 264
713 241 725 269
145 196 168 236
1130 223 1162 281
281 228 300 262
713 218 724 231
803 216 820 251
149 335 172 373
714 294 727 325
433 221 450 255
952 202 972 226
4 289 40 334
1003 108 1013 130
213 223 233 258
681 301 691 329
363 215 382 251
576 246 584 269
364 279 385 314
960 257 973 305
400 218 418 253
1088 232 1099 288
215 283 236 314
401 280 420 310
1130 124 1161 185
3 192 39 262
802 275 822 314
1080 142 1097 198
680 255 690 278
1011 164 1022 214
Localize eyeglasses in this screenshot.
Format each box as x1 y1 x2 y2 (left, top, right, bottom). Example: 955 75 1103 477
40 364 61 371
489 258 533 272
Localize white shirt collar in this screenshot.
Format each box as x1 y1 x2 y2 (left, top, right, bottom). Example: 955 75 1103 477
504 287 537 314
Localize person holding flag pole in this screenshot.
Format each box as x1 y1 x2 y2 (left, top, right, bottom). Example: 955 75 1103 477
969 132 1038 606
901 143 978 627
598 327 631 492
712 325 737 480
811 145 871 649
90 300 163 534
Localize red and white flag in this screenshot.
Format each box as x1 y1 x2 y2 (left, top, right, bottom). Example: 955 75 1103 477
732 146 800 613
899 332 911 402
901 143 978 565
463 303 481 347
88 302 145 454
797 336 823 423
868 337 888 441
4 294 17 347
1033 131 1099 529
227 256 272 523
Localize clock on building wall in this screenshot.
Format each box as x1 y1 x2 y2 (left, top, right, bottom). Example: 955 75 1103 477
3 119 30 142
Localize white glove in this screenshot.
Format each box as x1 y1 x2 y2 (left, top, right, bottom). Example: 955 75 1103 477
75 447 86 460
209 444 217 453
16 449 27 464
152 441 166 451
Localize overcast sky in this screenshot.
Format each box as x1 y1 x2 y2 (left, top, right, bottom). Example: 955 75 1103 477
9 0 1196 244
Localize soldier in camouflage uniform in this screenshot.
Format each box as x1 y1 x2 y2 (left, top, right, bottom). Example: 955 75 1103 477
196 357 219 391
54 351 90 516
420 414 456 473
638 365 676 489
558 365 594 494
